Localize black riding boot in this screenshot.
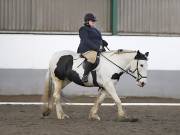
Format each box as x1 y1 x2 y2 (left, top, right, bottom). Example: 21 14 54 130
82 61 93 83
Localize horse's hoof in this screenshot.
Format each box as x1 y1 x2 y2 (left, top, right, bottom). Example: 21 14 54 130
115 116 138 122
57 113 70 120
63 114 70 119
89 114 101 121
42 109 51 117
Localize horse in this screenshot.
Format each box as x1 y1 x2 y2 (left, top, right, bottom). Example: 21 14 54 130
42 49 149 121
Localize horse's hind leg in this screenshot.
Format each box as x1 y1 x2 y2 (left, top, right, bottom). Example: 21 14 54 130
41 71 53 117
53 79 69 119
89 89 107 120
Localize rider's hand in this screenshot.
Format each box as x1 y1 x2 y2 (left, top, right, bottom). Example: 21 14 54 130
102 40 108 47
99 47 106 52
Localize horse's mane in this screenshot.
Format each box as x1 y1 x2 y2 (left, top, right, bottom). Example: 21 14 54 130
102 49 148 60
102 49 137 55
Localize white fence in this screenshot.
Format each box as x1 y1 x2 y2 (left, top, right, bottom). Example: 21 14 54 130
0 34 180 70
0 34 180 98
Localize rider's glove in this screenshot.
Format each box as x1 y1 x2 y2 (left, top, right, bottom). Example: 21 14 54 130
102 40 108 47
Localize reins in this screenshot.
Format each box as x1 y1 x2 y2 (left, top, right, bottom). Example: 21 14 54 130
74 47 147 81
100 53 137 79
102 47 148 81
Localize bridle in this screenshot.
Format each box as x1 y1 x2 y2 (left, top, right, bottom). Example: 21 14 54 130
100 53 147 82
128 60 147 81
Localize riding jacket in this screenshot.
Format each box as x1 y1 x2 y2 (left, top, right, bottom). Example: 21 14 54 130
77 25 102 53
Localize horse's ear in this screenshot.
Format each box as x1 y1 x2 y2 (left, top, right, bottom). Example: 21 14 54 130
145 52 149 57
137 50 140 54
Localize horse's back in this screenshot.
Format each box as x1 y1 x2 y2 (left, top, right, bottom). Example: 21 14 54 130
52 50 79 59
49 50 79 71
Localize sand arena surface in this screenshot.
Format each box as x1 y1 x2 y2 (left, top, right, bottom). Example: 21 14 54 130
0 96 180 135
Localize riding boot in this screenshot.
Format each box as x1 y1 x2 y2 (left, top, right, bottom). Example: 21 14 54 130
82 61 93 83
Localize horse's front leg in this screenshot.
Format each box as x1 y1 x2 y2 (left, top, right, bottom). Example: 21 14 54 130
104 81 138 122
104 81 125 118
89 89 107 120
104 81 129 121
53 79 69 119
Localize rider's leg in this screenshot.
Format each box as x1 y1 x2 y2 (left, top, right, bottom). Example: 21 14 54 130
82 51 97 82
82 61 94 82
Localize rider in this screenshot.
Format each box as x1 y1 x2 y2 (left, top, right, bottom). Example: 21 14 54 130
77 13 108 82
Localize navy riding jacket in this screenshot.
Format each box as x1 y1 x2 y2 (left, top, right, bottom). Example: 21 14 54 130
77 25 102 53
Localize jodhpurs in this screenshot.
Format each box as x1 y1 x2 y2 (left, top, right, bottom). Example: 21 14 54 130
82 51 97 64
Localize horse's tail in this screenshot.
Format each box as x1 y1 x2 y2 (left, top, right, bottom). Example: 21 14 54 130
41 69 53 117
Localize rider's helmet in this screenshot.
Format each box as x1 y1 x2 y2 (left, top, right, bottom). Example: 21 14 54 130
84 13 97 22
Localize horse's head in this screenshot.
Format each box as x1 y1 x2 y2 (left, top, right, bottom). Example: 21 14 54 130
129 51 149 87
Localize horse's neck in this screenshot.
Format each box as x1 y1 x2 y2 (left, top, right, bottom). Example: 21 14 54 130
101 51 136 70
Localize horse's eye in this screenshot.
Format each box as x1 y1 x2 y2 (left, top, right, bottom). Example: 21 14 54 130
140 64 143 67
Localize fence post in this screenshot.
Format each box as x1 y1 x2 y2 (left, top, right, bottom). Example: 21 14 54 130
111 0 118 35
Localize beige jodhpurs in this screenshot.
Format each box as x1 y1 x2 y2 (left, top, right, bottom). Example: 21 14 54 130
82 51 97 64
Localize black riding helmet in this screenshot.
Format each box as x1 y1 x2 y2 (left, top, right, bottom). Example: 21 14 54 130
84 13 97 22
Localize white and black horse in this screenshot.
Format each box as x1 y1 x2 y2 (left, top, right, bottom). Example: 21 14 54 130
42 49 149 121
